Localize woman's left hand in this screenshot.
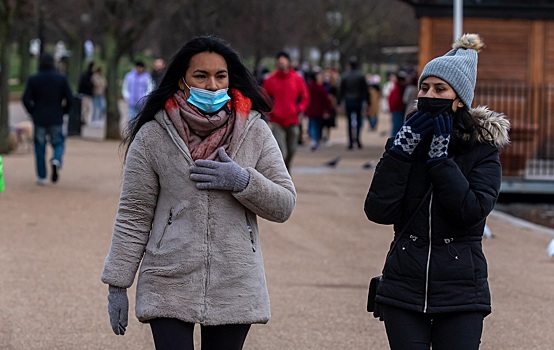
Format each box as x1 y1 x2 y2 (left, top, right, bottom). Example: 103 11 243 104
190 148 250 192
427 112 452 164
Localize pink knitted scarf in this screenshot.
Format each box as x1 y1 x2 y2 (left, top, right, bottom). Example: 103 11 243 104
164 89 251 160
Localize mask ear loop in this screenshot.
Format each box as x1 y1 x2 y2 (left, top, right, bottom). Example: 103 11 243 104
180 77 190 97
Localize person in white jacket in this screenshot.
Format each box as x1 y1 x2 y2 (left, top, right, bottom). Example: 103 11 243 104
101 36 296 350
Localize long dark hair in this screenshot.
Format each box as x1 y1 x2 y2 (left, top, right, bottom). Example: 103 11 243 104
122 35 272 158
449 106 494 154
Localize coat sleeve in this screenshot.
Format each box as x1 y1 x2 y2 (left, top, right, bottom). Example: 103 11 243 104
428 144 501 228
101 132 160 288
364 139 412 225
233 121 296 223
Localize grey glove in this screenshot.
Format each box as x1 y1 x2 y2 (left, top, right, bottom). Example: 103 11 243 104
190 147 250 192
107 285 128 335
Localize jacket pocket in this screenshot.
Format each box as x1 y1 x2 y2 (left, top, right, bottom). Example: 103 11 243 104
432 240 475 281
156 207 173 248
385 236 426 280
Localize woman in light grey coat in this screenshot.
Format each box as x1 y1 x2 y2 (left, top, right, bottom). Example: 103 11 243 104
101 36 296 350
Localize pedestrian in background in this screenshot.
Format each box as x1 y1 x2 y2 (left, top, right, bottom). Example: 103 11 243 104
339 57 369 150
91 65 107 127
387 72 405 137
151 58 166 88
402 72 419 117
305 69 333 151
262 51 310 170
364 34 510 350
365 74 382 131
101 36 296 350
321 68 339 143
78 61 94 126
22 54 73 185
121 61 154 122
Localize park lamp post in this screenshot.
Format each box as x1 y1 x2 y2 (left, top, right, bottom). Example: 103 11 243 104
454 0 463 41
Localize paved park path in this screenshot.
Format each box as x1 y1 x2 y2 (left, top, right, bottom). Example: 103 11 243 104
1 104 553 349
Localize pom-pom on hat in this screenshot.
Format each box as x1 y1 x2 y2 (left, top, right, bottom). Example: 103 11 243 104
418 33 485 108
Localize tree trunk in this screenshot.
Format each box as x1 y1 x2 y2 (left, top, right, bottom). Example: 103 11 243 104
66 36 83 88
18 30 31 85
0 20 13 153
104 31 122 140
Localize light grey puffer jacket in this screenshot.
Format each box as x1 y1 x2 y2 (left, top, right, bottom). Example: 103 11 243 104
101 109 296 325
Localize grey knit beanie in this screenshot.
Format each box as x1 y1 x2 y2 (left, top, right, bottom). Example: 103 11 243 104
418 34 485 108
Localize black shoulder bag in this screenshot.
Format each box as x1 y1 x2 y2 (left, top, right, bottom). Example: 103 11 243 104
367 187 432 320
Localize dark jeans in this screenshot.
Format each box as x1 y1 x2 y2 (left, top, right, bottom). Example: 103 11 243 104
344 98 363 147
383 305 484 350
308 118 323 142
33 124 65 180
150 318 251 350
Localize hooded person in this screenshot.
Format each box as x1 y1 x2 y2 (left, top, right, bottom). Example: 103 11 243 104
22 53 73 185
364 34 510 350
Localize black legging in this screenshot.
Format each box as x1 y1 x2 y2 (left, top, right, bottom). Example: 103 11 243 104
382 305 484 350
150 318 251 350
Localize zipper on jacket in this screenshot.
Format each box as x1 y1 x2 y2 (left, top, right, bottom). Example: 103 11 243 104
156 208 173 248
423 194 433 313
245 211 256 252
201 195 211 321
248 224 255 253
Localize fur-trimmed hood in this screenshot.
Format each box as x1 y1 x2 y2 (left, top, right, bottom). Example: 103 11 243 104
471 105 510 148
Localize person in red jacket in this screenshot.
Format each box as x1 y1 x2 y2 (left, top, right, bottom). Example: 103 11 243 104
388 72 406 137
262 51 310 170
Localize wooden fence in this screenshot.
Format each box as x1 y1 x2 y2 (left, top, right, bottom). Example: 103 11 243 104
475 82 554 179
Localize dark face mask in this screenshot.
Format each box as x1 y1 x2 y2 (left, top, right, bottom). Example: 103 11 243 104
417 97 454 117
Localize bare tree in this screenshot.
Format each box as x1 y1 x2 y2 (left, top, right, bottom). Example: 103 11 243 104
89 0 161 139
0 0 26 153
1 0 418 150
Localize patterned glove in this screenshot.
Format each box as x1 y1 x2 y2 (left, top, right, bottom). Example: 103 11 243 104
390 111 434 158
107 285 128 335
190 148 250 192
428 112 452 165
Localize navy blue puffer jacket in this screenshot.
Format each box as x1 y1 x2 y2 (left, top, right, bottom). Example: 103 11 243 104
364 106 510 316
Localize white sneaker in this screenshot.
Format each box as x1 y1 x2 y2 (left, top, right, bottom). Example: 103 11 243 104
36 178 47 186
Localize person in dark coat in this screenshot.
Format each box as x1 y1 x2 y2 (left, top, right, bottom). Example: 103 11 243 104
364 34 510 350
22 53 73 185
339 57 369 149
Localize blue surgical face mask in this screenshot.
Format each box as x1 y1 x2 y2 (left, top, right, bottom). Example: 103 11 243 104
183 78 231 114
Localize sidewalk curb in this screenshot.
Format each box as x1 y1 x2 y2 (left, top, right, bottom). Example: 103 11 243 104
491 209 554 237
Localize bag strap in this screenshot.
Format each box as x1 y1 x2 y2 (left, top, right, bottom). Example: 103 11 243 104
389 186 433 253
400 186 432 236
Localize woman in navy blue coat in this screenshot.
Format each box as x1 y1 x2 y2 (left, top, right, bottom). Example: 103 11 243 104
364 34 510 350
